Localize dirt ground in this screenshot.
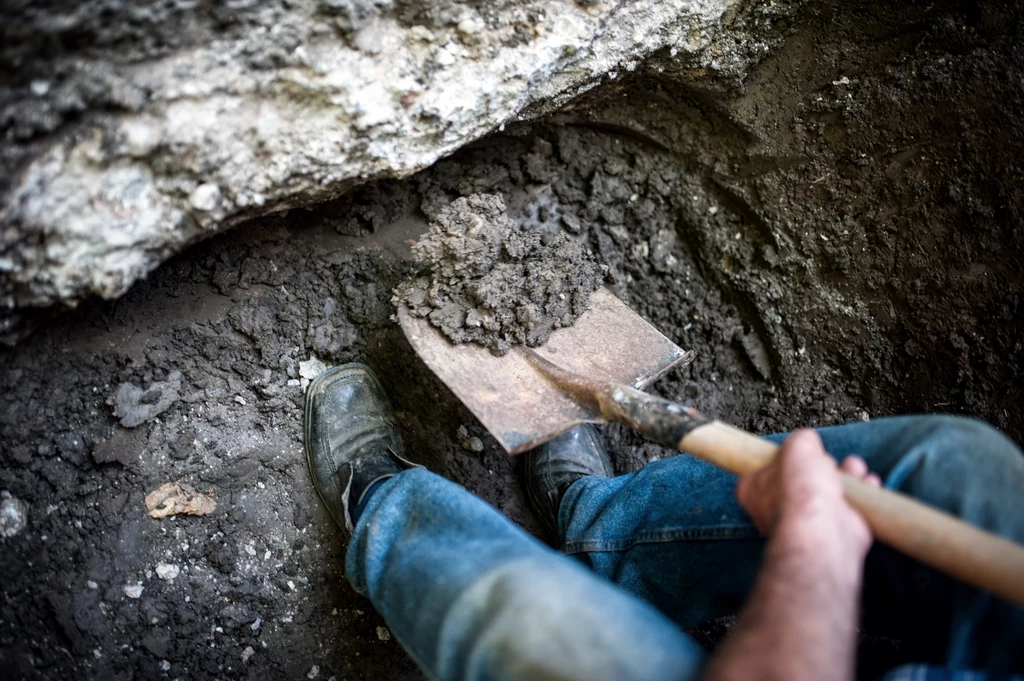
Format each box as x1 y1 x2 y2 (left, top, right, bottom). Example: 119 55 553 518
3 0 1024 679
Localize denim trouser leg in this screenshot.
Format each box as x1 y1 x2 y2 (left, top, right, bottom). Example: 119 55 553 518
345 468 705 681
560 415 1024 672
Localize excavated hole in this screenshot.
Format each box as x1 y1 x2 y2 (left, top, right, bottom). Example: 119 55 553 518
3 1 1024 679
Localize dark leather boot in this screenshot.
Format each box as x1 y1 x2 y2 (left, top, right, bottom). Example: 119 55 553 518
524 424 613 541
304 363 420 538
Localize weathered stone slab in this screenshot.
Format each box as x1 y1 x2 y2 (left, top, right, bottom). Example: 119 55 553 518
1 0 750 315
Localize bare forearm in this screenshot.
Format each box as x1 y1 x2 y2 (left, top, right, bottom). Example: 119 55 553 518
703 523 864 681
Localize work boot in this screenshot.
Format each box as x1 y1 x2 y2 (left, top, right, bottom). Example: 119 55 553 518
304 363 420 538
524 424 613 541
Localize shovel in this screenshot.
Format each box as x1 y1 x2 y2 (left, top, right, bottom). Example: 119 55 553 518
399 287 1024 608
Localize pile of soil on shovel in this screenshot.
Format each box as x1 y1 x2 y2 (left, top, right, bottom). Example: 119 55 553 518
3 1 1024 680
394 193 611 355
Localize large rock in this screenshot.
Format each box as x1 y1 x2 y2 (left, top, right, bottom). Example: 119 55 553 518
0 0 759 319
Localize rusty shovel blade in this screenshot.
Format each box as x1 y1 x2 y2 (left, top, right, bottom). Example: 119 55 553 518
398 288 693 454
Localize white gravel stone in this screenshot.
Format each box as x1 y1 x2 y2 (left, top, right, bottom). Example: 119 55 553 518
155 563 180 581
298 358 329 391
0 491 28 539
123 584 144 599
189 183 221 212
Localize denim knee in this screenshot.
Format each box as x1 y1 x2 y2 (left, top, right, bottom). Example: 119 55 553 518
888 415 1019 475
916 416 1020 456
885 416 1024 526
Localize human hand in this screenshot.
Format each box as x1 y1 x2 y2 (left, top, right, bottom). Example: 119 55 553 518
708 430 877 681
736 429 880 561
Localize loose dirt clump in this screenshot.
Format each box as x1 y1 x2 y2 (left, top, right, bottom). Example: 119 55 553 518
395 194 610 355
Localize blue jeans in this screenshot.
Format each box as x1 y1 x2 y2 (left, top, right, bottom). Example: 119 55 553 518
345 416 1024 681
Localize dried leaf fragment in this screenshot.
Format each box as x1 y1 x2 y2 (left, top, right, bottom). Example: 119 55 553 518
145 482 216 518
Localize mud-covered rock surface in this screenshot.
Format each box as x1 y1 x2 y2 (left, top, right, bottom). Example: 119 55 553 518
395 193 610 354
3 0 1024 679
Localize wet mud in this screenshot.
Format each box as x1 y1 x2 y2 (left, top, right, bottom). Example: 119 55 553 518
395 193 610 355
3 1 1024 679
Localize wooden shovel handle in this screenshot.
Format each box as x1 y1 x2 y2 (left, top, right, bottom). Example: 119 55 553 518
680 420 1024 608
523 354 1024 605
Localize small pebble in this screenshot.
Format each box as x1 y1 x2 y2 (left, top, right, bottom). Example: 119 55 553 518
189 183 221 212
0 491 28 538
435 47 456 66
124 584 144 599
376 626 392 641
299 358 328 391
155 563 180 581
457 17 483 35
456 426 485 453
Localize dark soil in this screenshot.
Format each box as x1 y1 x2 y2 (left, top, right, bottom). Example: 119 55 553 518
3 0 1024 679
395 192 610 355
